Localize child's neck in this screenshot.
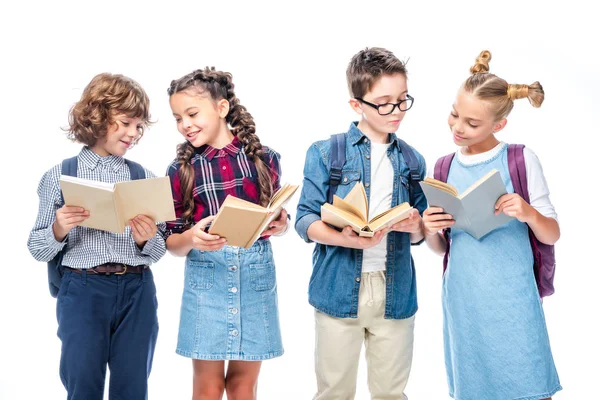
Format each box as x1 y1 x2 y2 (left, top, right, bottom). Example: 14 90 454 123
461 135 500 156
89 145 114 157
357 120 389 144
207 126 235 149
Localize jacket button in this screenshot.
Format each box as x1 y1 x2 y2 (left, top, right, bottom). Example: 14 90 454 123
355 277 361 282
365 183 370 188
344 177 348 182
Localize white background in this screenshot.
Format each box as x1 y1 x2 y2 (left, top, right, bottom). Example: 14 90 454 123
1 1 598 399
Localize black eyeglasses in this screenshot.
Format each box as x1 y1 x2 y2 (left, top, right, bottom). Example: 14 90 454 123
356 94 415 115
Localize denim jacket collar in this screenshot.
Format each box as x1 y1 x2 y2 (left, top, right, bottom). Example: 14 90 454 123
348 121 403 152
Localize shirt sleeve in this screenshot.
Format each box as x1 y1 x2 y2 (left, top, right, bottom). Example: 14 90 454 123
294 143 329 243
27 165 67 262
165 161 188 236
523 147 558 222
268 149 282 192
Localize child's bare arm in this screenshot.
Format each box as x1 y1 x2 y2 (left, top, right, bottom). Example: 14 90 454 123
495 194 560 245
422 207 454 255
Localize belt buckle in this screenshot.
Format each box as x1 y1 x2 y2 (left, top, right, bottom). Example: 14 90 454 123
114 264 128 275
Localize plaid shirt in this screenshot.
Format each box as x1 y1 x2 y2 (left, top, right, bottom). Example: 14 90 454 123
27 147 167 269
166 136 282 235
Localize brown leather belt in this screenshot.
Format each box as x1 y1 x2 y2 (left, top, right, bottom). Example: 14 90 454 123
65 263 148 275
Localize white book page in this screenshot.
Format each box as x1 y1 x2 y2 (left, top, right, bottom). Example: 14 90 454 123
60 175 114 191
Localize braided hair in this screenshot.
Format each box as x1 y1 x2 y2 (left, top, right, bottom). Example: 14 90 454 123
168 67 274 228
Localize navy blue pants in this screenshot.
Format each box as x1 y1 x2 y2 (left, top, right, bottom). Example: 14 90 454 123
56 269 159 400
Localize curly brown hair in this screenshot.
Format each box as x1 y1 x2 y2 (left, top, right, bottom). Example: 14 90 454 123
67 73 152 147
168 67 274 227
346 47 408 99
463 50 544 120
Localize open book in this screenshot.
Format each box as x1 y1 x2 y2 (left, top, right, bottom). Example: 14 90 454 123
419 169 514 240
321 182 413 237
60 176 176 234
208 183 299 248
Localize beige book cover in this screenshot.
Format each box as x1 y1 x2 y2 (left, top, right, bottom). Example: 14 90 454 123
321 182 413 237
208 183 299 248
59 175 176 234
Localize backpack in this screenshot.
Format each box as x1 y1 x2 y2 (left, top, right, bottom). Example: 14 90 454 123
327 132 423 207
47 156 146 298
433 144 556 298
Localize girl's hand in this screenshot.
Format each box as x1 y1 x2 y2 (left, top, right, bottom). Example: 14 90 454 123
53 205 90 241
422 207 455 237
130 215 158 247
191 216 227 251
340 226 388 250
390 209 422 234
495 193 534 223
261 209 289 236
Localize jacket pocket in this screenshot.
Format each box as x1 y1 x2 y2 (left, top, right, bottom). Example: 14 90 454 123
333 170 361 199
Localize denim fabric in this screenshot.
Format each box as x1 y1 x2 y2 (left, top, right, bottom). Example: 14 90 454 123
295 122 427 319
177 239 283 360
56 269 159 400
443 144 561 399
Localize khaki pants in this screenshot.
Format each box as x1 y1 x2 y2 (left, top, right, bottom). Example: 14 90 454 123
314 272 415 400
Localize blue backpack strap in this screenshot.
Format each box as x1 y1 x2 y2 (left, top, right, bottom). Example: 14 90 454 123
396 139 423 204
59 156 79 204
328 133 346 203
125 159 146 180
49 156 78 298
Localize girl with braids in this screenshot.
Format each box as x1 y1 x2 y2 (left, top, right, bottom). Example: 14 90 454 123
423 51 561 400
164 67 287 400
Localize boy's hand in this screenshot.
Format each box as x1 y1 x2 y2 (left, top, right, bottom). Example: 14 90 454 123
53 205 90 241
340 226 388 250
191 216 227 251
130 215 158 247
422 207 454 236
261 209 289 236
495 193 534 223
390 209 422 233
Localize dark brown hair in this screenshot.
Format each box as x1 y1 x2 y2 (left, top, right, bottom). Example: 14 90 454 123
168 67 273 227
346 47 408 98
463 50 544 120
67 73 151 147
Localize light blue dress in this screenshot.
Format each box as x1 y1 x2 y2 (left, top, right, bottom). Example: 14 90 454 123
443 144 561 400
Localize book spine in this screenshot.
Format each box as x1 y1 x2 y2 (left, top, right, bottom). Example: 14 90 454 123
113 185 125 233
246 212 271 248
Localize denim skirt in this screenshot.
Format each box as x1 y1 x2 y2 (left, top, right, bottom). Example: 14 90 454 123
176 239 283 360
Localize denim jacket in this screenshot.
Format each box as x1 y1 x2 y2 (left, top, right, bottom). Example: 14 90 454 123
295 122 427 319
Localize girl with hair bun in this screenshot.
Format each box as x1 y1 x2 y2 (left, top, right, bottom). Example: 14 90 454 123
423 51 561 400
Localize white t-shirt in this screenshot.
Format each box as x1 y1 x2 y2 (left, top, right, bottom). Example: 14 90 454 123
427 142 558 221
362 142 394 272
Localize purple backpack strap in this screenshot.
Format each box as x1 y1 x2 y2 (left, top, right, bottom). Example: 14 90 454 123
434 153 455 275
507 144 556 297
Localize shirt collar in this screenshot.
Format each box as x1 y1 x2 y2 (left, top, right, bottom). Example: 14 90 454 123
347 121 402 150
198 135 243 161
78 146 125 172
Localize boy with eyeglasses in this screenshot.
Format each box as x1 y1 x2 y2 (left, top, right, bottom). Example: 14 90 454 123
295 47 427 399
